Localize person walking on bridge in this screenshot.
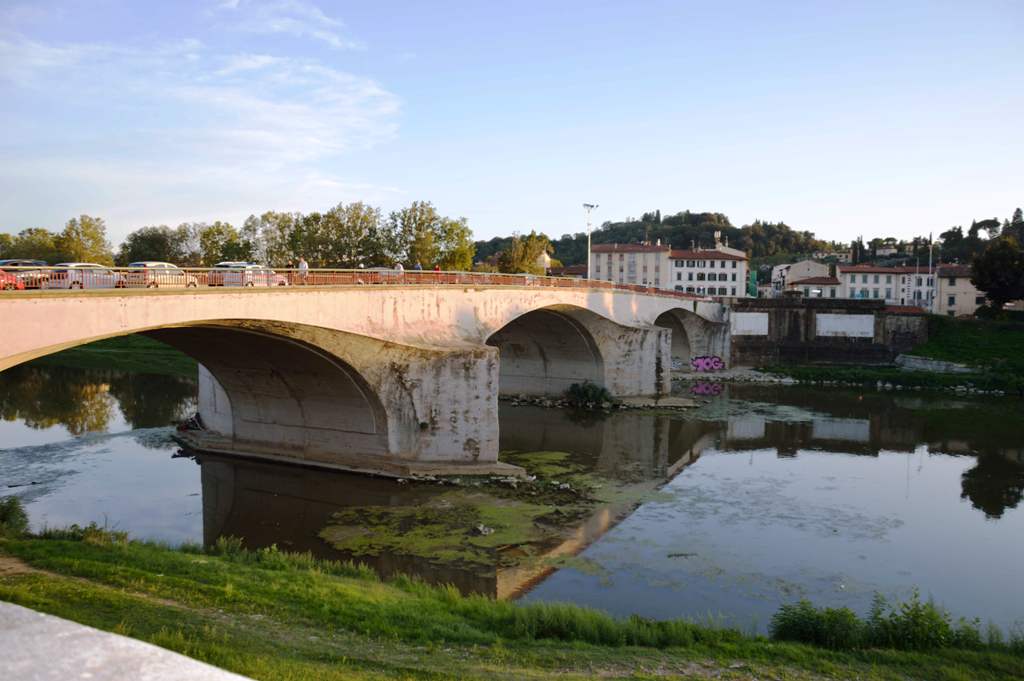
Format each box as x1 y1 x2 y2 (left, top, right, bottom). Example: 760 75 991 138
297 257 309 285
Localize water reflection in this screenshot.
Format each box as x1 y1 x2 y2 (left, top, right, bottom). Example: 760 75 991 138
198 404 708 597
3 362 1024 628
0 363 195 439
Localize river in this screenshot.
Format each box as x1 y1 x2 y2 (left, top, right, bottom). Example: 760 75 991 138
2 357 1023 633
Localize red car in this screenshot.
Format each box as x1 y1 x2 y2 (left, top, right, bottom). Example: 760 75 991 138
0 271 26 290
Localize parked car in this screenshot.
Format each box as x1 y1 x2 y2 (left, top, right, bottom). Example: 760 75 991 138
0 259 50 288
46 263 127 289
208 262 288 287
0 271 26 290
125 261 198 288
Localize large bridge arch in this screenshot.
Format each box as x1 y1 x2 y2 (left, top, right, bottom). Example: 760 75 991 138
145 326 389 461
653 307 730 371
486 306 604 397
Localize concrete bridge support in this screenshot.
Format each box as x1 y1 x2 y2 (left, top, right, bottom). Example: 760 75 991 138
486 306 672 398
160 323 506 477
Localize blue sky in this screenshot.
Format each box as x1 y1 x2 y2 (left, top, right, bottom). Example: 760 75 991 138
1 0 1022 246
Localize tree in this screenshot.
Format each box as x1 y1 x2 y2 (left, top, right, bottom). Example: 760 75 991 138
55 215 113 264
116 225 185 265
0 232 12 258
389 201 441 268
4 228 62 262
435 217 475 270
497 231 551 274
197 221 250 266
971 236 1024 310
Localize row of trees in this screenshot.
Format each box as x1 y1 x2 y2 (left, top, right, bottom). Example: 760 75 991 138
0 202 477 271
0 216 114 265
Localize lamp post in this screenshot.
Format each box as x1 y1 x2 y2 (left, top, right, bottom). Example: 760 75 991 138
583 203 598 279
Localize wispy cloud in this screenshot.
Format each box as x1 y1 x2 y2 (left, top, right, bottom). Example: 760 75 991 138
0 6 400 240
215 0 363 50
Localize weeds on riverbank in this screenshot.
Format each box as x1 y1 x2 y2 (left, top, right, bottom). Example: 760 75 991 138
761 364 1021 393
770 592 1024 654
0 496 28 538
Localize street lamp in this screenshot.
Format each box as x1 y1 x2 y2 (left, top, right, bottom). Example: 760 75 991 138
583 203 598 279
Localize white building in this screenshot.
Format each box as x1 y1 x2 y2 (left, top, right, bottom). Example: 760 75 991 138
936 264 986 317
770 260 830 297
590 242 669 288
590 235 750 297
837 265 935 308
786 276 842 298
668 248 748 297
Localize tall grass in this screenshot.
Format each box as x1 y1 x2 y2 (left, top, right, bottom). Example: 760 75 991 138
0 496 29 538
771 592 1024 653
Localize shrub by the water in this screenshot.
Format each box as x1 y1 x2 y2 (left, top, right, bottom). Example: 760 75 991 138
564 381 617 408
0 496 29 538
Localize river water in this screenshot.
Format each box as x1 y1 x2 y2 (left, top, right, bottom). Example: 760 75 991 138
2 359 1023 633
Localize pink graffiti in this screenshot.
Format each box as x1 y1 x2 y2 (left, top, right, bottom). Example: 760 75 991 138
689 381 724 396
690 355 725 372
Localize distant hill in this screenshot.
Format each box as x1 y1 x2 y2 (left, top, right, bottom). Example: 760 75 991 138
475 210 829 266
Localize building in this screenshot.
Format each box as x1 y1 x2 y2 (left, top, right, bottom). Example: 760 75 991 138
785 275 842 298
668 247 748 297
770 260 830 297
590 241 670 288
590 233 750 297
935 264 985 317
837 264 936 308
547 264 587 279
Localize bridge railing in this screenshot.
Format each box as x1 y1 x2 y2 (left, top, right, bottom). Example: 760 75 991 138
0 265 707 302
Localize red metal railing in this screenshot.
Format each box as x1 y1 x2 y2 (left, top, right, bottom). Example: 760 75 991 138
0 265 708 302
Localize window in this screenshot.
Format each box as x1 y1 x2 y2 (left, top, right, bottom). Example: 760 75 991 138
710 260 716 269
861 288 870 298
872 288 879 299
698 260 706 267
849 274 856 283
862 274 868 283
829 288 836 298
687 260 695 267
731 273 736 281
948 277 956 286
886 275 892 283
916 277 922 287
731 287 736 295
948 295 955 306
803 287 810 296
688 272 694 281
676 272 681 281
873 274 879 284
697 272 705 281
927 277 933 286
975 296 985 305
885 288 892 299
732 261 737 269
719 287 728 295
719 273 727 281
686 286 694 292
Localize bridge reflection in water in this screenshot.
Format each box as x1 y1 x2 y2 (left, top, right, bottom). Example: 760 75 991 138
197 404 715 599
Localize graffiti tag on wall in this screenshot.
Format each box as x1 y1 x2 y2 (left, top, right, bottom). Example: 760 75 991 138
690 355 725 372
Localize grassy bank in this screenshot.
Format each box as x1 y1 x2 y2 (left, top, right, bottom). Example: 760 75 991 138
762 316 1024 394
1 529 1021 680
28 334 197 377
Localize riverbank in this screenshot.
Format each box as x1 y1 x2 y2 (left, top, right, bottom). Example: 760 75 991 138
29 335 197 377
1 533 1021 680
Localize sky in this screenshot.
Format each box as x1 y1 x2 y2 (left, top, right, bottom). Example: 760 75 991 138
1 0 1022 247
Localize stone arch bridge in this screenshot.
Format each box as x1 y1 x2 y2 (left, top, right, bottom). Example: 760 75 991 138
0 284 727 476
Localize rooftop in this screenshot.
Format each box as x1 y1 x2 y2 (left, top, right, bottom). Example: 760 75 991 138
669 249 747 261
591 243 669 253
787 276 840 286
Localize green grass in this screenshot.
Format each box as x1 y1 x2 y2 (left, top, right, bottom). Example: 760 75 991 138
761 364 1020 392
29 334 197 377
910 316 1024 376
2 530 1023 680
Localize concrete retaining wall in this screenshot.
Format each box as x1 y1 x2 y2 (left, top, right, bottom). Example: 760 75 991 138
729 298 928 367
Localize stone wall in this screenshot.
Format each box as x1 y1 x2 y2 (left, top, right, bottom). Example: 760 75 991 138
729 298 928 367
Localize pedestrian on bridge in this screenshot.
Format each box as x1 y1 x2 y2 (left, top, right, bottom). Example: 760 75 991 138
297 257 309 285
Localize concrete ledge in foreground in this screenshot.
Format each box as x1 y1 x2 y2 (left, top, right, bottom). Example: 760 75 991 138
0 601 251 681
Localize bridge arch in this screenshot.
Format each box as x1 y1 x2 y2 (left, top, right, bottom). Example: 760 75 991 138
486 306 605 397
144 325 389 462
654 310 693 367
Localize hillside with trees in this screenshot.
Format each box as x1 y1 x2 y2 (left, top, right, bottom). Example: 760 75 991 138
476 210 828 267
